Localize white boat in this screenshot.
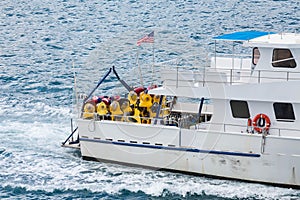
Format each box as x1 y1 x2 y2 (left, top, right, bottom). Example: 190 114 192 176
63 31 300 188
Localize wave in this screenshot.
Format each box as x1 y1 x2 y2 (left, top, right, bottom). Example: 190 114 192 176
0 145 298 200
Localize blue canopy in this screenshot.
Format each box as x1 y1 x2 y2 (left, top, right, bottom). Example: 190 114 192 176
213 31 275 41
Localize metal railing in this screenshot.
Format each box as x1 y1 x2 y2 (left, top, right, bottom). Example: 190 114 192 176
81 111 300 138
162 67 300 88
81 112 178 125
193 121 300 137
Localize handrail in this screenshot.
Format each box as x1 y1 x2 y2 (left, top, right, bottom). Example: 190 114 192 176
62 127 78 145
162 67 300 87
193 121 300 137
81 112 179 126
80 111 300 138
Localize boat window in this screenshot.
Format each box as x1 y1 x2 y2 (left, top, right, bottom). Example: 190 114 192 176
252 47 260 65
273 102 295 121
230 100 250 118
272 48 296 68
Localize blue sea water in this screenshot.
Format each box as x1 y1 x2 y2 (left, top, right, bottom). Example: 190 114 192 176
0 0 300 199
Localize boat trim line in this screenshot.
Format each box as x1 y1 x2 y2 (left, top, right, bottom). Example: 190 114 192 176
80 138 261 158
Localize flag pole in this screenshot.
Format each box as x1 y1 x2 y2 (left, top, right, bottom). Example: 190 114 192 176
151 39 155 84
136 47 144 87
136 31 154 87
72 61 79 117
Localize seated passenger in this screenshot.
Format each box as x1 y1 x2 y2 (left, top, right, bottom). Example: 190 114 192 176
139 92 152 124
83 102 95 119
119 99 133 121
109 101 123 121
96 101 108 120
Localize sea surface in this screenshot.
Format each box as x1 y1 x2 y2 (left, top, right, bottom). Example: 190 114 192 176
0 0 300 199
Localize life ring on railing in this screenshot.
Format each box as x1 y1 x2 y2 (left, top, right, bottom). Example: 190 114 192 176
252 113 271 133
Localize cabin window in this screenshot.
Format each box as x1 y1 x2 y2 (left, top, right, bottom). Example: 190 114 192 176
230 100 250 118
272 48 296 68
252 47 260 65
273 103 295 121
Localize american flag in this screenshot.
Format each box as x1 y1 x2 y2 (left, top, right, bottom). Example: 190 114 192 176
137 31 154 46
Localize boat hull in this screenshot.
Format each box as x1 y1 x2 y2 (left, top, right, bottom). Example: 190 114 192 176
78 119 300 188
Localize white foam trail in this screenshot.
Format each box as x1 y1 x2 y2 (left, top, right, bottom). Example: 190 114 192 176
0 99 298 199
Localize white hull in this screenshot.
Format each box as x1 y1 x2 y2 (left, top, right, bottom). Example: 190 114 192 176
78 119 300 188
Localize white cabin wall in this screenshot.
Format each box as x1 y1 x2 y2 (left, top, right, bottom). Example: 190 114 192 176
206 99 227 132
254 100 300 137
290 48 300 79
207 97 300 137
271 102 300 137
220 99 251 133
250 47 300 83
250 48 272 83
252 48 272 71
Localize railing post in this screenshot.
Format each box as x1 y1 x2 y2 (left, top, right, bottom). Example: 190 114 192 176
258 70 261 83
287 71 289 81
176 66 179 88
203 67 206 87
230 69 233 85
179 127 182 147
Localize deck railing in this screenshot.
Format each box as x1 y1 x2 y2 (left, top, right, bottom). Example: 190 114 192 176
194 121 300 137
81 111 300 138
161 67 300 88
81 112 300 138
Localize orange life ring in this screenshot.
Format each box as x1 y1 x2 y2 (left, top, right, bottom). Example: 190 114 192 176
252 113 271 133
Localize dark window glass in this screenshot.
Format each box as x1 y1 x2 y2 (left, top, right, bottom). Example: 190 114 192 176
273 103 295 121
230 100 250 118
272 49 296 68
252 47 260 65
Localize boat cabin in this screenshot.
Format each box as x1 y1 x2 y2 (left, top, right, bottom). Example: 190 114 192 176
211 31 300 84
148 31 300 137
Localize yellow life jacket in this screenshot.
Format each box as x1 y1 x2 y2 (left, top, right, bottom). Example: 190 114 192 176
110 101 123 121
83 102 95 119
139 93 152 108
127 108 141 124
128 91 138 106
96 102 108 116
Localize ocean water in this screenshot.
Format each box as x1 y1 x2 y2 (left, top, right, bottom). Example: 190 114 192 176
0 0 300 199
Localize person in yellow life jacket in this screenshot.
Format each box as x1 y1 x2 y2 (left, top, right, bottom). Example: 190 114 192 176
148 95 169 118
123 93 140 123
109 101 123 121
149 102 159 118
83 102 95 119
119 98 132 122
150 95 161 118
139 92 152 124
96 101 108 120
126 108 141 123
160 95 170 117
128 91 138 108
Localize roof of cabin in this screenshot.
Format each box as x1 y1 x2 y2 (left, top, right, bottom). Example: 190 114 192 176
213 31 273 41
214 31 300 48
244 33 300 48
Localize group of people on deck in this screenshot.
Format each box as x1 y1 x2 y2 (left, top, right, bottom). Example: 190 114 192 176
83 88 169 124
